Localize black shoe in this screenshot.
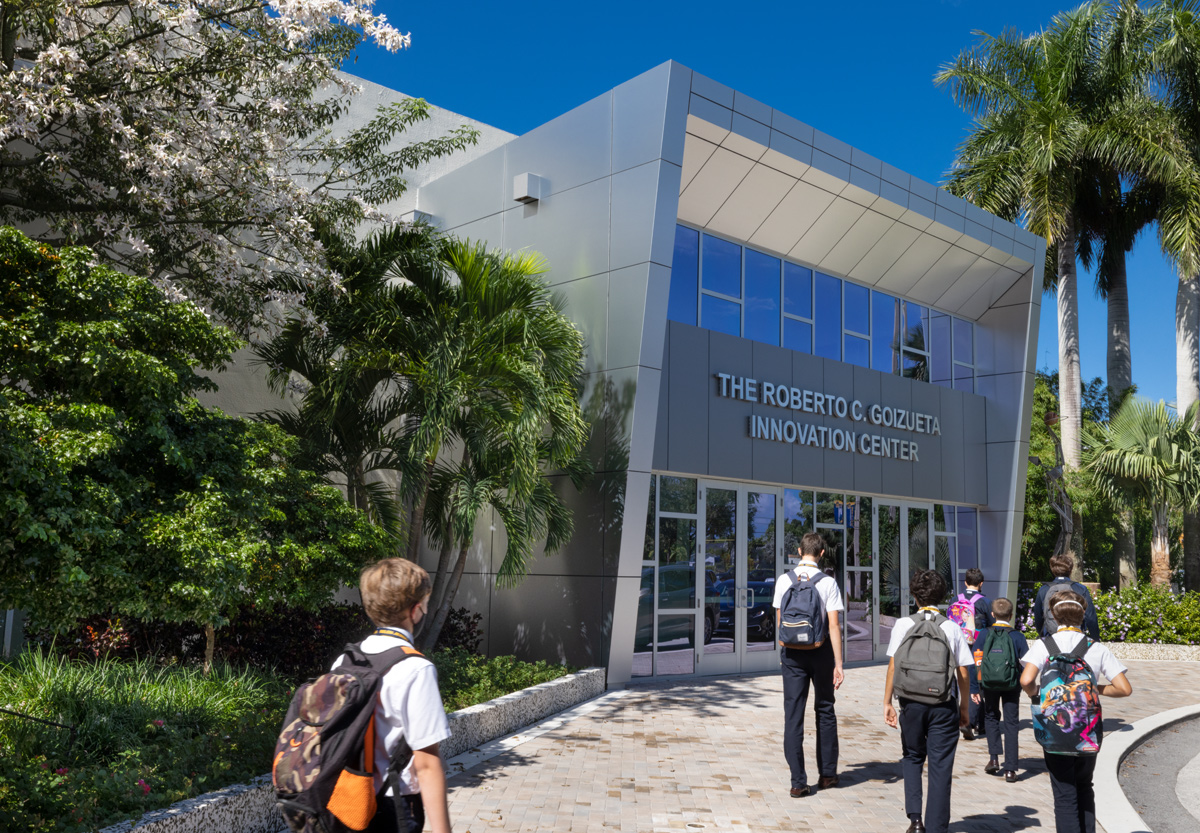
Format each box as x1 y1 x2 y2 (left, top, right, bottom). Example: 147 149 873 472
817 774 840 789
1005 770 1018 783
789 786 811 798
961 726 976 741
985 757 1000 775
905 820 926 833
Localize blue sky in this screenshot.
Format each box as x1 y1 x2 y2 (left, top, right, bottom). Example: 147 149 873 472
353 0 1183 406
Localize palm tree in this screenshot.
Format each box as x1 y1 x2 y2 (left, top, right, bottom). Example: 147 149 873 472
352 239 589 650
937 0 1180 472
1083 398 1200 585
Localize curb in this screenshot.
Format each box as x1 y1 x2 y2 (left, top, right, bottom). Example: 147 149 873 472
1095 701 1200 833
100 666 606 833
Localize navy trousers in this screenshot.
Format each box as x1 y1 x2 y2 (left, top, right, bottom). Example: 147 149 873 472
982 687 1021 771
781 640 838 788
897 698 960 833
1045 753 1098 833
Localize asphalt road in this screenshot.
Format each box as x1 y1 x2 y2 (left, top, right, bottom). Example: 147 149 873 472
1119 715 1200 833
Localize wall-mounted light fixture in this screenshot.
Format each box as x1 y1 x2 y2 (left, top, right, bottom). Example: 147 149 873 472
513 173 546 204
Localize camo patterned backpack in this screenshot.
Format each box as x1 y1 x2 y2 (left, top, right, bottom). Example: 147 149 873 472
273 642 421 832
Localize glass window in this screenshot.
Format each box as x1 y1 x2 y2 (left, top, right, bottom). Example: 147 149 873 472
956 507 978 569
702 234 741 298
655 614 695 674
783 489 812 557
934 535 955 602
815 272 841 361
844 282 869 335
903 301 929 354
701 295 740 336
668 226 698 325
872 292 899 374
659 476 697 514
903 351 929 382
845 335 869 368
930 312 952 388
954 318 974 365
847 496 872 568
933 504 957 533
658 559 696 606
784 318 812 353
954 363 975 393
820 528 845 583
705 487 737 583
644 475 656 562
784 263 812 318
745 249 781 346
815 492 846 526
633 568 654 675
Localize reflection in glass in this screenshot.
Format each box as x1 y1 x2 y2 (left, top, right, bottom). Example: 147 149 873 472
957 507 978 570
935 535 956 603
659 476 697 513
878 503 902 618
655 614 695 675
783 489 812 557
954 363 974 393
872 292 900 374
903 351 929 382
816 492 846 526
668 226 699 326
644 475 656 561
705 488 737 583
657 556 695 608
784 318 812 354
847 496 872 568
658 518 696 573
815 272 842 361
845 335 870 368
820 528 845 589
746 492 777 650
632 568 654 676
930 312 952 388
904 302 930 353
702 234 741 298
745 249 781 346
843 495 873 661
701 295 740 337
907 507 930 588
784 262 813 318
953 318 974 365
844 282 870 334
933 503 952 533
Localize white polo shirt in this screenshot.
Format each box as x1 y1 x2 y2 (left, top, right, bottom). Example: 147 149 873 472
333 629 452 795
1020 628 1128 683
886 610 975 701
772 561 845 613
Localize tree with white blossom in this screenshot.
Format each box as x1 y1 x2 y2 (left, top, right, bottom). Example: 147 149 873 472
0 0 476 334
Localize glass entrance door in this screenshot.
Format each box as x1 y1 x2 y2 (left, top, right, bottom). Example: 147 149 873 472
699 482 782 675
875 500 933 659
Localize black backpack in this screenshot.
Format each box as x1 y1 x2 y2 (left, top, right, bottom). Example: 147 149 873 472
892 611 956 704
778 569 831 649
273 642 421 833
1042 580 1090 634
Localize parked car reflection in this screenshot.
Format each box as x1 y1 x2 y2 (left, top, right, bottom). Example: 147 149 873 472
714 572 776 643
634 565 719 650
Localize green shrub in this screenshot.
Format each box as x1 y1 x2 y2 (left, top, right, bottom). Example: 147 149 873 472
431 648 572 712
1094 585 1200 644
0 650 290 832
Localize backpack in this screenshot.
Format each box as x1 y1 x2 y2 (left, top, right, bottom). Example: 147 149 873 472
892 611 956 705
1031 634 1103 756
947 593 981 642
1042 580 1088 635
273 641 421 833
778 569 830 649
979 626 1021 691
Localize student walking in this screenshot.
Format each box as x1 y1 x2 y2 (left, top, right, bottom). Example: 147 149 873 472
1033 554 1100 639
883 569 974 833
972 598 1028 782
949 568 993 740
773 531 845 797
1021 590 1131 833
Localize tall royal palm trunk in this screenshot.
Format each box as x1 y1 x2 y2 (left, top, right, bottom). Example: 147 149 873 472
1179 276 1200 592
1107 252 1137 588
1058 214 1084 469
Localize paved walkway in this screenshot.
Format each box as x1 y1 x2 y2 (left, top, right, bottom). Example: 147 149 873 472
446 660 1200 833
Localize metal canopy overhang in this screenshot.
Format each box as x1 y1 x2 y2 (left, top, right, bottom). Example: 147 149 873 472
678 113 1038 321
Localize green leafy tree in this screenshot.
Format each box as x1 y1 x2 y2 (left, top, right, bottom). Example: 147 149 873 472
1083 397 1200 585
0 228 390 668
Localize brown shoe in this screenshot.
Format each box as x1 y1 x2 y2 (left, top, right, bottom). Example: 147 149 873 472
817 775 839 789
1004 770 1018 783
905 821 926 833
789 786 811 798
985 757 1000 775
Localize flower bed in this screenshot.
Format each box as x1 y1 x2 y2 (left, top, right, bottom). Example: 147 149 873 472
1017 583 1200 645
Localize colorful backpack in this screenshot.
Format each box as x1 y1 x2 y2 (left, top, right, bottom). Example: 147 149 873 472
947 593 980 643
1031 635 1103 756
273 642 421 833
979 626 1021 691
778 570 830 649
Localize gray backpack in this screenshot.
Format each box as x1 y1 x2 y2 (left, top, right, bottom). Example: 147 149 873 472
892 611 956 705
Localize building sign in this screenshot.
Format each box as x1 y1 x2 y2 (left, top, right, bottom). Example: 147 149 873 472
715 373 940 462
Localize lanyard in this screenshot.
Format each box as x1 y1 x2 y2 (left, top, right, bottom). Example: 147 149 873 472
1057 626 1082 634
373 627 413 644
918 606 940 614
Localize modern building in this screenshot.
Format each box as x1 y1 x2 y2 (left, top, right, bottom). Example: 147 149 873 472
398 60 1044 686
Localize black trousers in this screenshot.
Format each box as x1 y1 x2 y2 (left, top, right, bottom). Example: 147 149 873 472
969 692 985 732
1045 753 1098 833
982 687 1021 771
367 792 425 833
781 640 838 788
897 698 960 833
